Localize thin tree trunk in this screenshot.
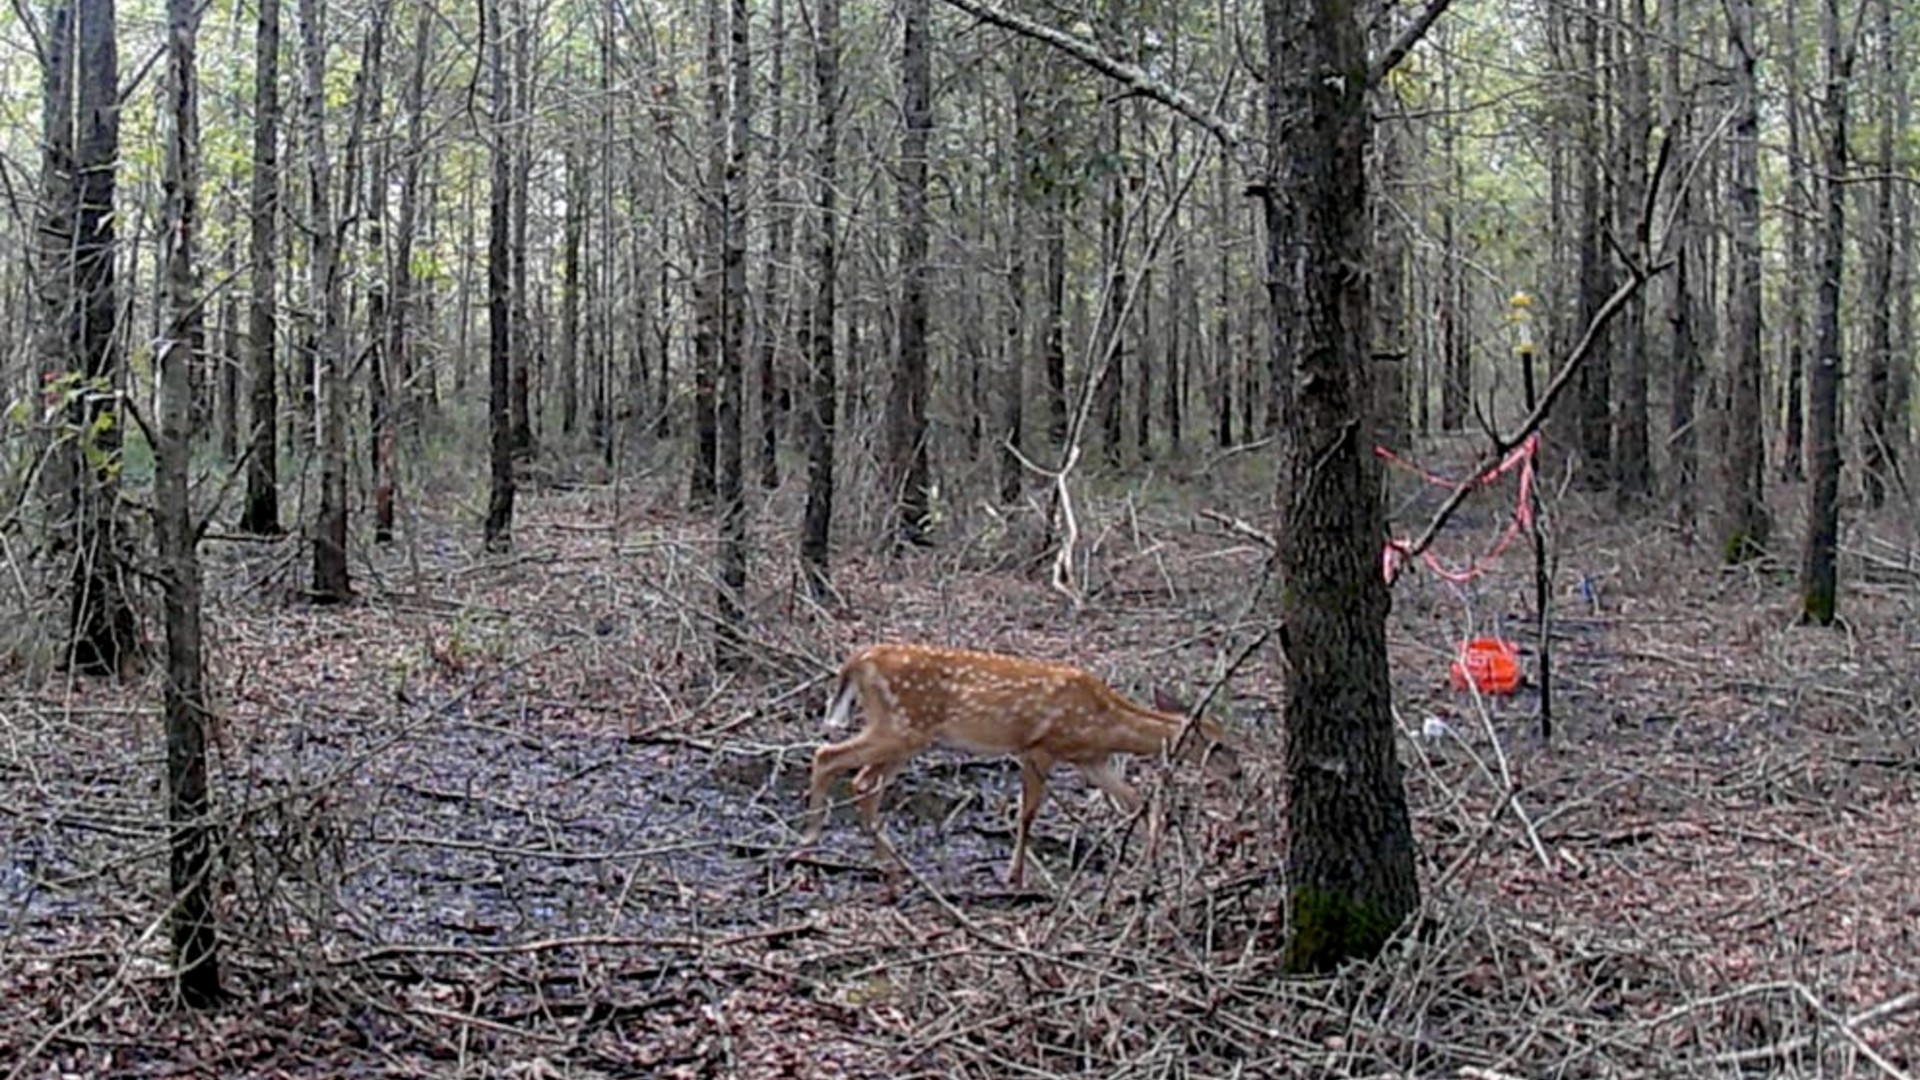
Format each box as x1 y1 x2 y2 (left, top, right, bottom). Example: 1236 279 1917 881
1722 0 1770 560
888 0 933 545
997 59 1028 505
756 0 790 490
482 0 515 549
1801 0 1850 623
507 0 533 458
240 0 282 535
801 0 840 596
1575 5 1613 483
391 5 431 430
560 136 584 438
1860 0 1894 509
1612 0 1651 502
1662 0 1698 533
157 0 221 1004
1780 0 1807 482
300 0 349 600
715 0 750 664
690 0 723 510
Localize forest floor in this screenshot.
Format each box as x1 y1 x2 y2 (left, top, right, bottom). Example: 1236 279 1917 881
1 453 1917 1078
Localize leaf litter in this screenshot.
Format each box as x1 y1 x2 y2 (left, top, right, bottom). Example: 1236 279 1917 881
0 474 1915 1078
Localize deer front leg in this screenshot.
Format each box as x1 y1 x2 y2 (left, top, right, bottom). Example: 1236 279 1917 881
1078 758 1160 857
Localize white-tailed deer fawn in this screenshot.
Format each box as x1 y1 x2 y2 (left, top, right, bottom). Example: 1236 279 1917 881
799 643 1240 886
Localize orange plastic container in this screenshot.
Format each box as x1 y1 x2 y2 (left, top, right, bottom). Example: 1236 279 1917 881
1450 637 1522 694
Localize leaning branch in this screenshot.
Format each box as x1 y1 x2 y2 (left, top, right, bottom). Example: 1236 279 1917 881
935 0 1244 150
1398 262 1666 562
1368 0 1458 88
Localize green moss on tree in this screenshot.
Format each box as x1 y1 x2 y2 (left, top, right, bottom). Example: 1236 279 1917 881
1283 886 1404 974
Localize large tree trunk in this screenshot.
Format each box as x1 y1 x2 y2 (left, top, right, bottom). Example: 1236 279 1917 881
800 0 840 597
887 0 933 546
1801 0 1850 624
1271 0 1418 973
1722 0 1770 561
42 0 143 677
157 0 221 1006
240 0 282 535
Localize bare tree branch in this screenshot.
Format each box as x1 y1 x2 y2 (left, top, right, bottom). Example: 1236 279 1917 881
935 0 1244 150
1368 0 1458 87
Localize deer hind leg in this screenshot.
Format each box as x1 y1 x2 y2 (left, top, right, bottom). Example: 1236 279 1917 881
802 734 902 845
852 760 909 872
1009 756 1053 887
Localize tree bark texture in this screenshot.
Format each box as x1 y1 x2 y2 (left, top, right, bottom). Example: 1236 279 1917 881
158 0 222 1005
1801 0 1849 624
1270 0 1420 974
887 0 934 546
1722 0 1770 561
241 0 282 536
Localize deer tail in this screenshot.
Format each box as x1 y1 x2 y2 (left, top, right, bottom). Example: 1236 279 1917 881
823 671 858 730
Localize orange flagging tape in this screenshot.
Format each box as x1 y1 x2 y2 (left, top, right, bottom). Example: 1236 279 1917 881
1378 434 1539 585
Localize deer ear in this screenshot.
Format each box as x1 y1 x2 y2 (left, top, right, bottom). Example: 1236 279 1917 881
1152 687 1189 716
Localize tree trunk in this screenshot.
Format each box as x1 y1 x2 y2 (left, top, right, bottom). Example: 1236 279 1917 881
1095 104 1126 464
482 0 516 549
358 11 393 545
1662 0 1698 533
560 137 584 438
391 6 431 432
801 0 840 597
756 0 791 490
1801 0 1850 624
690 0 723 510
1779 0 1807 482
507 0 534 459
240 0 282 535
997 59 1028 505
1612 0 1651 502
1271 0 1418 973
300 0 350 601
1860 0 1893 509
1214 152 1233 448
715 0 750 665
1722 0 1770 561
888 0 933 546
157 0 221 1005
1574 5 1613 483
1043 82 1069 450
